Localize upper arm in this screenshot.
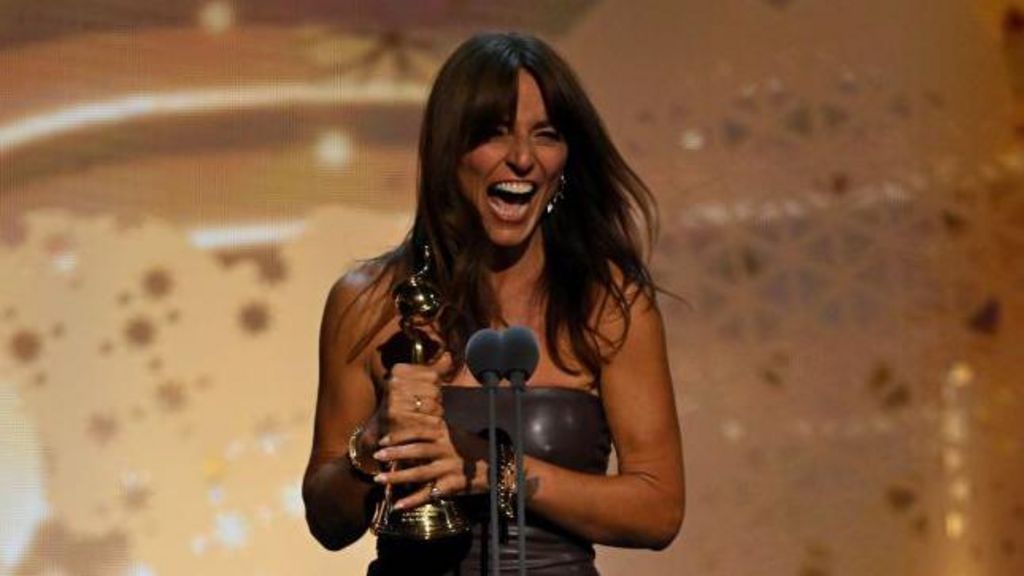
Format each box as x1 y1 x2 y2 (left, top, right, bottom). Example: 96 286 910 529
599 290 685 504
306 268 385 473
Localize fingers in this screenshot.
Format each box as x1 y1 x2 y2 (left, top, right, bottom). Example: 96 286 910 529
389 391 442 419
378 377 443 438
429 351 454 375
373 452 464 488
412 394 443 417
385 365 444 417
385 370 443 398
375 457 445 485
390 361 447 384
375 460 467 511
375 354 451 451
379 413 443 444
387 353 452 391
393 481 442 511
374 440 446 463
378 420 446 447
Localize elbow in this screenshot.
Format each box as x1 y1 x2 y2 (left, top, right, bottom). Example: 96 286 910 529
645 502 684 551
303 501 366 551
640 489 684 551
307 517 344 551
306 513 359 552
605 497 683 550
596 473 685 550
302 474 366 551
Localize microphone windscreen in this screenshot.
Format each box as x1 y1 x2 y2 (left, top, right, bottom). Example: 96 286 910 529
502 325 539 381
466 328 503 385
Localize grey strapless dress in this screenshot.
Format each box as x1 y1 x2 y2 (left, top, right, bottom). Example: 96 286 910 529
368 386 611 576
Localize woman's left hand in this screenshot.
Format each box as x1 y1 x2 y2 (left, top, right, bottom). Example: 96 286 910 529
372 421 488 510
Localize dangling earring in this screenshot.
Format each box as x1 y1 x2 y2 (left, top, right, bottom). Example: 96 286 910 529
546 174 566 215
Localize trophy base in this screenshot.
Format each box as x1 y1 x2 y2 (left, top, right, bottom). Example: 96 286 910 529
372 499 471 541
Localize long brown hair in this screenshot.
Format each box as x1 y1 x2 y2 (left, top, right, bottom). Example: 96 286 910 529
353 32 658 379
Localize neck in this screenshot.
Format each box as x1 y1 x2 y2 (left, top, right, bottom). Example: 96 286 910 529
488 230 545 303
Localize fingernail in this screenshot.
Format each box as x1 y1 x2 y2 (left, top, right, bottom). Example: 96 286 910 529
373 474 387 484
373 449 387 460
379 435 391 446
392 501 405 511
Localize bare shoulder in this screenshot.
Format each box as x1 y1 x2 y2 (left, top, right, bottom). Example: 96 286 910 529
591 262 660 357
320 261 395 360
327 261 389 310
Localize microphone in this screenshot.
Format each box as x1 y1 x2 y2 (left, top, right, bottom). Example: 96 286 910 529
502 326 539 388
466 328 503 387
502 326 539 576
465 328 503 576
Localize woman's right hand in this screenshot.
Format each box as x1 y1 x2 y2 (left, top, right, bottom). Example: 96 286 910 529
369 355 451 453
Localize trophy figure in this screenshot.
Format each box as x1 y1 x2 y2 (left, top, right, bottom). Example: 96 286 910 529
371 245 470 540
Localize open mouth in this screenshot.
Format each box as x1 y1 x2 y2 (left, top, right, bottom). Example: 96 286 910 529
487 181 537 203
486 181 537 222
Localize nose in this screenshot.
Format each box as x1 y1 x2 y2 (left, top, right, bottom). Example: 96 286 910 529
504 135 535 175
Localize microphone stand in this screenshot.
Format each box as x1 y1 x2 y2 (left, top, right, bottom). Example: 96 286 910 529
486 371 500 576
470 326 536 575
503 326 538 576
509 368 527 576
465 329 503 576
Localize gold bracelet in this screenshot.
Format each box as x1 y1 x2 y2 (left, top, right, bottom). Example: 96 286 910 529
347 424 378 478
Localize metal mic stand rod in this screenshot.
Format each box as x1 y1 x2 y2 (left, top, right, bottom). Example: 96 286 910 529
512 373 526 576
487 377 500 576
466 328 505 576
504 326 537 576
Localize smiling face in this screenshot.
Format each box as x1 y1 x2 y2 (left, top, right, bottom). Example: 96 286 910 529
457 69 568 253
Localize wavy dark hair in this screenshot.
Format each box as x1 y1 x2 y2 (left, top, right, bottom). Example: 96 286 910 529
352 32 658 379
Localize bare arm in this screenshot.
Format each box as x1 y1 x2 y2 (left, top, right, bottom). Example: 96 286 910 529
303 270 478 550
522 292 685 549
302 272 382 550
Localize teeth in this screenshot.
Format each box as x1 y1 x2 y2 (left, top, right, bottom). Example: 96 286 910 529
492 181 535 194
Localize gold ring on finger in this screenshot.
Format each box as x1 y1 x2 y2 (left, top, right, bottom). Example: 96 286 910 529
429 481 443 501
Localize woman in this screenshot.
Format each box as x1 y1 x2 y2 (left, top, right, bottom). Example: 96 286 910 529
303 32 684 575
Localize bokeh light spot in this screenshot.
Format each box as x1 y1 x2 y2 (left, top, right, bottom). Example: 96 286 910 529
124 317 156 347
156 381 187 412
315 130 354 170
142 268 174 299
199 1 235 35
239 302 270 334
10 330 42 363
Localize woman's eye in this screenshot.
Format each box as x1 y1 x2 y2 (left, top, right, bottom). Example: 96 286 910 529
473 127 507 145
536 130 562 141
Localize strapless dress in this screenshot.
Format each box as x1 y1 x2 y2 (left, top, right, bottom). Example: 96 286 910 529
368 386 611 575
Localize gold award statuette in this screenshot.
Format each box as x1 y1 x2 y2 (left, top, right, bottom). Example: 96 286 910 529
371 246 470 540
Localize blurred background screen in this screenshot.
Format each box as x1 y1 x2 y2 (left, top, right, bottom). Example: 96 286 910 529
2 1 1023 575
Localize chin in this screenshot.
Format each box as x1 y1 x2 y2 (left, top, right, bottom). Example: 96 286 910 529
481 219 542 250
485 230 532 248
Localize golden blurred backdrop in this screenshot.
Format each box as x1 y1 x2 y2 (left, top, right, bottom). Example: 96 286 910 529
1 1 1023 575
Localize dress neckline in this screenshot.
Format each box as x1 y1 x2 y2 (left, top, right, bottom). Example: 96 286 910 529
442 385 600 399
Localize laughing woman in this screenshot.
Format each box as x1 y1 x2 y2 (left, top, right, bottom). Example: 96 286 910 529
303 32 685 575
